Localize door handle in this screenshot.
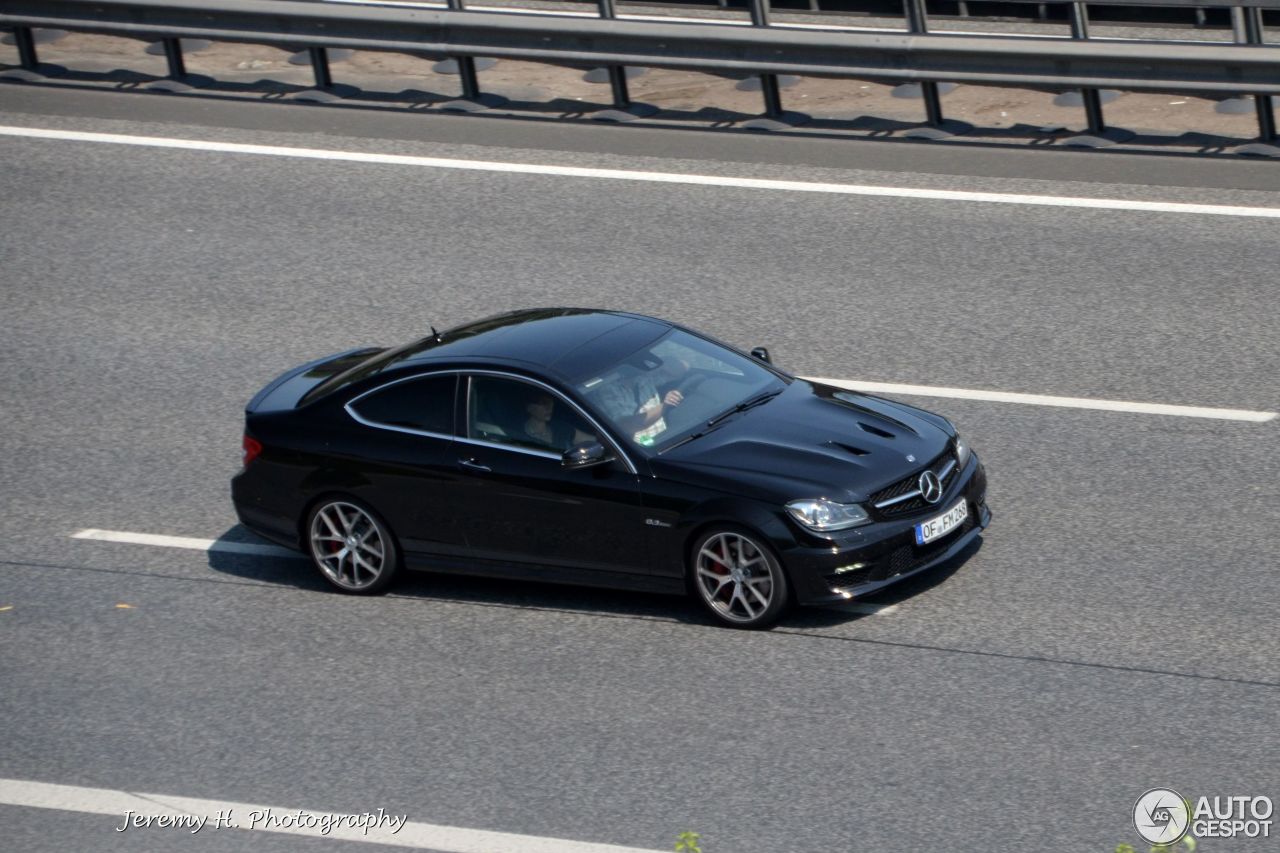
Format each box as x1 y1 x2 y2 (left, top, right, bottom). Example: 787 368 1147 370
459 458 491 473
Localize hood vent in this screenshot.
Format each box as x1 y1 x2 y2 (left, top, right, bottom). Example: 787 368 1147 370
826 391 919 435
825 441 869 456
858 421 896 439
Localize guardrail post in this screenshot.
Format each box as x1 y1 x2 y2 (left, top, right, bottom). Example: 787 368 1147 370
749 0 783 117
587 0 656 121
1231 5 1280 155
905 0 941 124
1231 5 1248 41
1216 8 1255 115
13 25 38 71
308 46 332 90
600 0 629 107
144 35 207 92
457 58 480 100
741 0 806 129
0 26 64 81
899 0 968 139
1069 4 1104 134
161 37 186 80
433 0 504 111
447 0 480 99
289 46 360 102
1058 2 1131 146
1244 8 1277 142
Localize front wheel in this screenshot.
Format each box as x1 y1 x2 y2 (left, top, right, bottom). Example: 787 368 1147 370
690 527 789 629
306 498 400 594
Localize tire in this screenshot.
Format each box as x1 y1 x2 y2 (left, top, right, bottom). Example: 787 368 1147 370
305 497 400 595
689 526 789 629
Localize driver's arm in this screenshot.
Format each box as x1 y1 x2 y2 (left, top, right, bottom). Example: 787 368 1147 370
658 359 691 409
615 377 675 435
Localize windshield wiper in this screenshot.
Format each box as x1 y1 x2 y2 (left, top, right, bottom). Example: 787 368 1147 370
661 428 714 453
705 388 782 429
660 388 784 453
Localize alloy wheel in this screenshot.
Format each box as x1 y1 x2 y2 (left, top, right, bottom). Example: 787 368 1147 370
309 501 390 592
694 531 780 626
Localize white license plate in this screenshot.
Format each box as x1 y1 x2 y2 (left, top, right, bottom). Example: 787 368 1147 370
914 499 969 545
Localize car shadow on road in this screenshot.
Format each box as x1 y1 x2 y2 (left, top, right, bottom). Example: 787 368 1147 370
205 524 983 630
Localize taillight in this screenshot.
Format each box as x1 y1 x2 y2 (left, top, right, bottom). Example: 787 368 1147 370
242 435 263 467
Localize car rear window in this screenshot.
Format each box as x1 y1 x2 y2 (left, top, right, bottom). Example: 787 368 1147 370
348 375 457 435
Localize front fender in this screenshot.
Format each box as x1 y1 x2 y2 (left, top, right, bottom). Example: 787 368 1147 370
649 494 800 581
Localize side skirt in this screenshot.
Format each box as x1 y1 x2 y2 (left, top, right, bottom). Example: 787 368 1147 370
402 553 686 596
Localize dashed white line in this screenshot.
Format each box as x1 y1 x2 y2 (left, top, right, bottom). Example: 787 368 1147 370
0 778 666 852
4 126 1280 219
808 377 1277 422
71 528 303 558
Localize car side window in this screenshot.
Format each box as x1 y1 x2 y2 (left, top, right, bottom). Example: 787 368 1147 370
468 376 598 454
349 375 456 435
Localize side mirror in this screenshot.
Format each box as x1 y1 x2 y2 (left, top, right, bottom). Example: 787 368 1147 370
563 441 613 469
750 346 772 364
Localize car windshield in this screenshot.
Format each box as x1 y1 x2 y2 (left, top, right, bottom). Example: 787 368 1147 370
574 329 786 452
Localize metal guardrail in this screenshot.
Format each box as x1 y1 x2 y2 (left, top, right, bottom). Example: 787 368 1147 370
0 0 1276 146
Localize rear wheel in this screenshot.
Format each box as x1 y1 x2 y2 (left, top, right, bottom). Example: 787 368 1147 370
690 527 788 629
306 498 399 594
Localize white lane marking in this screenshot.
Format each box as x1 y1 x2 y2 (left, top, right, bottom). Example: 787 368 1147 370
4 126 1280 219
808 377 1277 422
71 528 304 558
0 778 666 853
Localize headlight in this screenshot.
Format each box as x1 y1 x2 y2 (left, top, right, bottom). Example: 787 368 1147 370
954 434 971 468
785 499 870 532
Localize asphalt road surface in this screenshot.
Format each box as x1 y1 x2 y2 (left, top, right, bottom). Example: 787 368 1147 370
1 86 1277 852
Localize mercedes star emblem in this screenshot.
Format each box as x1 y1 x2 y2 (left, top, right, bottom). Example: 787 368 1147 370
918 470 943 504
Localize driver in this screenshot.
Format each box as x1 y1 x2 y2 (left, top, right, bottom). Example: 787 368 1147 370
593 366 685 446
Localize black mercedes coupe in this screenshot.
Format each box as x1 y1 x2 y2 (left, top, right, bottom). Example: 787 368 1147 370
232 308 990 628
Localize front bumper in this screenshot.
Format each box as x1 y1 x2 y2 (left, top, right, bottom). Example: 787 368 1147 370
782 455 991 606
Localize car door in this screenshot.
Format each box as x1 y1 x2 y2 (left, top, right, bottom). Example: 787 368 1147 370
342 373 469 558
452 373 649 574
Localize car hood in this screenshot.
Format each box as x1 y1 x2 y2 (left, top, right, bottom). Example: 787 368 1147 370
648 379 955 504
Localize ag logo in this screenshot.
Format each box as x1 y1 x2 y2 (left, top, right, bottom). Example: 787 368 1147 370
1134 788 1190 845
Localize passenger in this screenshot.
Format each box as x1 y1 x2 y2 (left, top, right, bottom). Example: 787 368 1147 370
522 393 593 452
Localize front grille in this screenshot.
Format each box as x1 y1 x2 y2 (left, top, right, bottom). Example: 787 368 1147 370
877 511 975 580
825 509 974 591
868 450 960 518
